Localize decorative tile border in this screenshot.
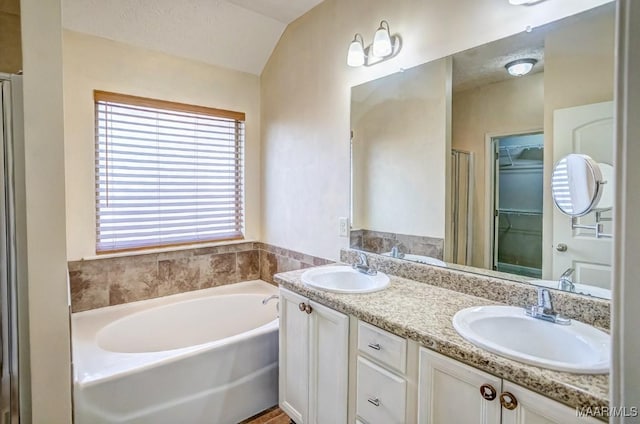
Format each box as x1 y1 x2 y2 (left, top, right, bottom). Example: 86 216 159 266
69 242 331 312
350 229 444 260
340 249 610 329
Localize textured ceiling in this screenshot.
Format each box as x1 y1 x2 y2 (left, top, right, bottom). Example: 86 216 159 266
226 0 324 24
62 0 324 75
452 2 613 92
452 29 547 93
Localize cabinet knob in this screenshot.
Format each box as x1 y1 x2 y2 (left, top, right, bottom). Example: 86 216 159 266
367 397 380 407
367 343 382 351
304 303 313 314
479 384 497 401
556 243 568 252
500 392 518 410
298 302 306 312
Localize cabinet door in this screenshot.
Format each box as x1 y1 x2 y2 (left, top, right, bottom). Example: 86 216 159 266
279 288 309 423
308 300 349 424
418 348 502 424
501 381 602 424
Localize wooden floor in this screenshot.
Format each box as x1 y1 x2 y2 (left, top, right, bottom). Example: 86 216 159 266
240 406 291 424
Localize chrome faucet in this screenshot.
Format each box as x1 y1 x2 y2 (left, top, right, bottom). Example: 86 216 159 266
525 287 571 325
262 294 278 305
262 294 279 314
390 244 405 259
353 251 377 275
558 268 575 292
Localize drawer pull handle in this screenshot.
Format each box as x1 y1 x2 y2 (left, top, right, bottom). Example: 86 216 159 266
367 398 380 407
304 303 313 314
480 383 497 401
500 392 518 410
298 302 306 312
368 343 381 350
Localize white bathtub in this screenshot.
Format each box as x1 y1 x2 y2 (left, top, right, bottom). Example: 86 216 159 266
72 280 279 424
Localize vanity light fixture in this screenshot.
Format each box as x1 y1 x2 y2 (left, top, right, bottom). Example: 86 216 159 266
347 20 401 67
505 58 537 76
347 34 366 67
372 21 393 57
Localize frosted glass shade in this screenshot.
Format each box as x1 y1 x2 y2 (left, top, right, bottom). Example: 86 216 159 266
372 27 392 57
505 59 537 76
347 39 365 67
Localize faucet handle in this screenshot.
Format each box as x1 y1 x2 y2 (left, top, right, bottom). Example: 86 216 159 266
526 287 571 325
356 251 368 265
560 268 575 278
537 288 553 314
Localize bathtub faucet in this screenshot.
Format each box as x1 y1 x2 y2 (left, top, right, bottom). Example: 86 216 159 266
262 294 278 305
263 294 280 314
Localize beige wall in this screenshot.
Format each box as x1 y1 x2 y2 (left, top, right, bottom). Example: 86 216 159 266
261 0 613 261
0 0 21 73
352 58 450 239
21 0 72 421
452 73 544 268
63 30 262 260
542 5 615 276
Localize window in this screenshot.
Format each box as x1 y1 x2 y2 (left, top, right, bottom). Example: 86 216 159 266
95 91 245 253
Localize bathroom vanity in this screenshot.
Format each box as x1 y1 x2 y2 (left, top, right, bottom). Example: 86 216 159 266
276 264 607 424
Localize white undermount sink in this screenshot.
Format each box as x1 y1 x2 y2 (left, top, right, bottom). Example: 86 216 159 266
301 266 390 294
453 305 610 374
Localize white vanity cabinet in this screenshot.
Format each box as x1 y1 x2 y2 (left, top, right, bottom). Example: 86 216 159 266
355 320 415 424
418 348 602 424
279 288 349 424
500 381 602 424
418 347 502 424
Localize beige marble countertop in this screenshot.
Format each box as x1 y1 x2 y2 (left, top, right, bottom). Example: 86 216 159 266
275 266 608 413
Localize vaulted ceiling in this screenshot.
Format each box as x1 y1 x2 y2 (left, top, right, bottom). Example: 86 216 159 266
62 0 325 75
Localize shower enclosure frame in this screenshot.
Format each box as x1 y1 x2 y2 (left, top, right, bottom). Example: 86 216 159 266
0 73 26 424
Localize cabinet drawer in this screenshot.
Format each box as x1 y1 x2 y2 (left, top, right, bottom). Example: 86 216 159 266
358 321 407 373
357 357 406 424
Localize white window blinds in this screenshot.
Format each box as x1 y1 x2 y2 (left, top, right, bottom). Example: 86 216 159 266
95 91 245 253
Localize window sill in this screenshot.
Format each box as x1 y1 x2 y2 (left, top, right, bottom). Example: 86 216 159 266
80 238 258 261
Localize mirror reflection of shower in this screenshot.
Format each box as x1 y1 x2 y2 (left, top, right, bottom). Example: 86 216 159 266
492 132 544 278
451 150 473 265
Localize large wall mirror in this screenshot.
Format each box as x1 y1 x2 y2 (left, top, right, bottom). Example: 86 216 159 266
350 2 615 299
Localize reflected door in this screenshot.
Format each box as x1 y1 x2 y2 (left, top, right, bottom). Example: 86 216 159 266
552 101 613 288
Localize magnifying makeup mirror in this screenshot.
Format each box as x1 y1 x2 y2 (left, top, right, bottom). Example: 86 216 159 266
551 153 606 217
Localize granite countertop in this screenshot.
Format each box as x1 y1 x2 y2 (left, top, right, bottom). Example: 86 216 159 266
275 267 609 413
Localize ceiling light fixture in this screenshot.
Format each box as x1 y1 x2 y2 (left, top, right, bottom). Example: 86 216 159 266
347 20 401 67
505 58 537 76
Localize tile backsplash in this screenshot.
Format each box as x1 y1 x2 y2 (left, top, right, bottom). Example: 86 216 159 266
340 248 610 329
259 243 333 283
350 229 444 260
69 242 331 312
